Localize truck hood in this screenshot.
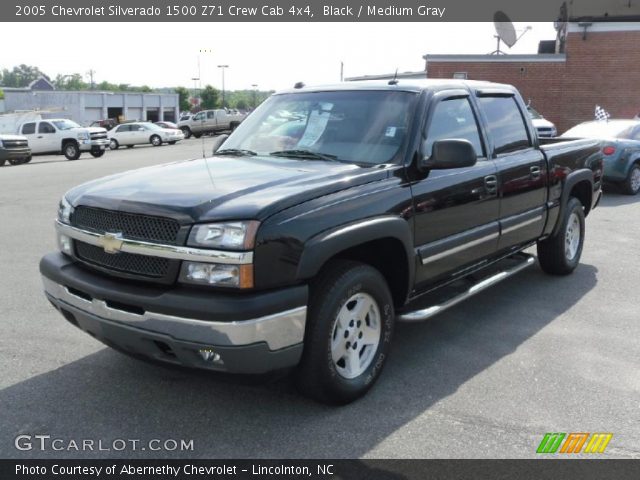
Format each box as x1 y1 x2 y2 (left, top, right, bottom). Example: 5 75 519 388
66 155 388 224
0 134 27 141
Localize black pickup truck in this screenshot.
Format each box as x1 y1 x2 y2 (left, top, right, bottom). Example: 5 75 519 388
40 80 603 404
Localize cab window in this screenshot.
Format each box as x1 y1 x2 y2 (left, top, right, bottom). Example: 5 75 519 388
22 123 36 135
425 97 484 157
478 96 531 155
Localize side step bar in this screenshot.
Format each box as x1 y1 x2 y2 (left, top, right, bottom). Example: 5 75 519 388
398 254 535 322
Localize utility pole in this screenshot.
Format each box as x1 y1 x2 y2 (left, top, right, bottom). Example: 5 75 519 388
251 84 258 109
217 65 229 108
87 69 96 89
340 62 344 82
191 77 200 109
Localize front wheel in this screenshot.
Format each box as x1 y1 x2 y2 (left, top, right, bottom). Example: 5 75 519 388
63 142 80 160
0 158 6 167
622 164 640 195
150 135 162 146
109 139 119 150
537 197 585 275
181 127 192 139
90 148 105 158
295 260 394 404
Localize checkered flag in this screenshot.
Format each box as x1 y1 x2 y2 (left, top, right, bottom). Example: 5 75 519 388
595 105 610 122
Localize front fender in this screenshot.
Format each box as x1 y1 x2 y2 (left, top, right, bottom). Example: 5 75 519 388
296 215 415 285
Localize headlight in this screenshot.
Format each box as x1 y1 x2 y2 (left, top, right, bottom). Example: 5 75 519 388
77 131 89 140
57 196 73 224
179 262 253 288
188 221 259 250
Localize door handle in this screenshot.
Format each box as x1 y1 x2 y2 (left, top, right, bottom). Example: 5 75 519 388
484 175 498 195
530 166 541 178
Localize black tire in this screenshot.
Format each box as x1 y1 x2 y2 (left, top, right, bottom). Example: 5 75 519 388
295 260 394 404
109 139 119 150
230 122 239 132
8 158 27 165
63 141 80 160
126 145 134 149
0 158 6 167
621 163 640 195
168 141 177 145
193 133 202 139
24 155 32 164
181 127 192 139
537 197 585 275
90 148 105 158
150 135 162 147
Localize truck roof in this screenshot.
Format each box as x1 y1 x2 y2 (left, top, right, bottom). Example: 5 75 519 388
276 79 517 95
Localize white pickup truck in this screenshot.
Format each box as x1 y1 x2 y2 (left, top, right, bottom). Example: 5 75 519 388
177 108 246 138
0 113 109 160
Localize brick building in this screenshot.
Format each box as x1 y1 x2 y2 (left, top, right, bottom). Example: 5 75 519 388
425 22 640 134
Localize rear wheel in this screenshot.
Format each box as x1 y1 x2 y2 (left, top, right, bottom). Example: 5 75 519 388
537 197 585 275
295 260 394 404
622 164 640 195
0 159 6 167
63 141 80 160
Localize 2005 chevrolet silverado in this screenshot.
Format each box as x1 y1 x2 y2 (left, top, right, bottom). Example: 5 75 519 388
40 80 603 404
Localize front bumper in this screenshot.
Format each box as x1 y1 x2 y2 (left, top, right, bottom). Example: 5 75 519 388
0 147 31 161
40 252 307 373
79 139 110 152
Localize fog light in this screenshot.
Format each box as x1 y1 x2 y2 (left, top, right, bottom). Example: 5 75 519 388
179 262 253 288
57 233 73 256
199 349 223 364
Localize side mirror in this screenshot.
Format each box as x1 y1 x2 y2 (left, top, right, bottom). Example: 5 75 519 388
211 134 229 154
420 139 477 170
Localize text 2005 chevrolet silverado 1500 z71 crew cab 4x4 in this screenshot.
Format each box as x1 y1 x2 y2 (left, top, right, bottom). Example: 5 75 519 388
40 80 603 404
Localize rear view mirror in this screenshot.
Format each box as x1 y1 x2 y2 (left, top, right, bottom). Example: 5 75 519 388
211 134 229 154
420 139 477 170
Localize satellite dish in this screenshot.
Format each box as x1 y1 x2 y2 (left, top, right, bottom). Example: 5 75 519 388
494 11 517 48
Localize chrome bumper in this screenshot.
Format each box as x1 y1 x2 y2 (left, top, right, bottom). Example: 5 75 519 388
42 277 306 351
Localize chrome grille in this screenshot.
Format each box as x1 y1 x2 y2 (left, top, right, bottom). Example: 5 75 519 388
3 140 28 148
90 132 108 140
71 206 180 245
75 242 170 278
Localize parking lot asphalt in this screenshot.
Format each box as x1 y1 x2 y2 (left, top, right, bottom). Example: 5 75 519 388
0 139 638 459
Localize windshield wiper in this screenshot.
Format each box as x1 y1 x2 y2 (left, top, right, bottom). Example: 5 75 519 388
215 148 257 157
269 149 339 162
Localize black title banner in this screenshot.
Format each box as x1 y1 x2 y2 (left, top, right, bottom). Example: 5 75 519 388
4 0 640 22
2 459 640 480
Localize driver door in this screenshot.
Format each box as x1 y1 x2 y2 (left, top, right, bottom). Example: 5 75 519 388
411 91 500 288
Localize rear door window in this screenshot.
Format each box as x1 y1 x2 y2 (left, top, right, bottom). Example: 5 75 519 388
478 96 531 155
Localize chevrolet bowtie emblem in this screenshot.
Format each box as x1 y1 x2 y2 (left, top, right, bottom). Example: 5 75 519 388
98 232 124 254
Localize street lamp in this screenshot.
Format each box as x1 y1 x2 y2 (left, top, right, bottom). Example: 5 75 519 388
217 65 229 108
191 77 200 109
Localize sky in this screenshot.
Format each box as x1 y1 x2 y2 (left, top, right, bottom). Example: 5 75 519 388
0 22 557 91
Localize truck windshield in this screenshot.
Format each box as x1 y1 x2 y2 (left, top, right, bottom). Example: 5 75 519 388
220 90 416 165
52 120 80 130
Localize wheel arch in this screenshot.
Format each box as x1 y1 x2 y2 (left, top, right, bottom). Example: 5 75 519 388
551 169 593 237
296 216 414 308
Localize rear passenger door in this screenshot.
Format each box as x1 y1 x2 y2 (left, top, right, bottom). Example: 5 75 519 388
476 94 547 251
412 91 499 288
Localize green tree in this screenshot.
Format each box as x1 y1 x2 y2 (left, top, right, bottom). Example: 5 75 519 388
0 88 4 100
175 86 191 112
54 73 87 90
0 64 49 87
200 85 220 110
